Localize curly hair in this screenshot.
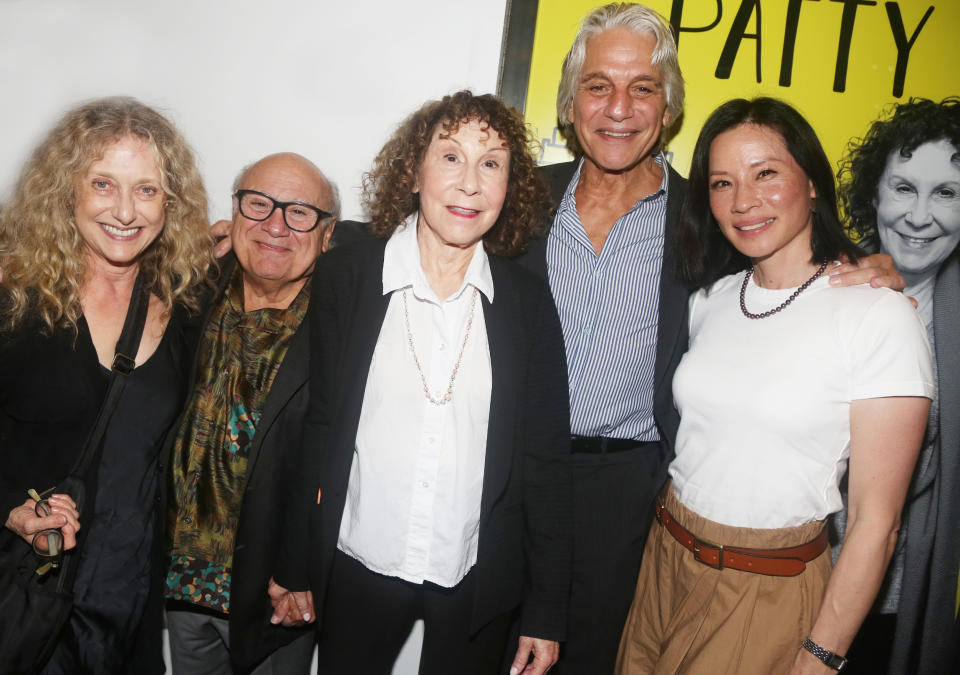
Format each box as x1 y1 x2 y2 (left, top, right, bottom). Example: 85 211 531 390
0 96 213 333
838 97 960 242
557 3 685 154
362 90 549 257
677 97 862 288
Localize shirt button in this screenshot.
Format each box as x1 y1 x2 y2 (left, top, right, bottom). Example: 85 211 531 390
438 343 446 351
422 481 429 488
183 516 192 524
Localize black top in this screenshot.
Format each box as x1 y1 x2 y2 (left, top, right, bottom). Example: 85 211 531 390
1 309 188 673
0 316 106 516
69 325 184 670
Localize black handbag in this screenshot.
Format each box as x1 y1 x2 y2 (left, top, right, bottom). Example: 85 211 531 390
0 274 149 675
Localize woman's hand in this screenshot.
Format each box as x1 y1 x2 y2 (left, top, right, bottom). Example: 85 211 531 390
4 493 80 550
211 220 233 258
267 577 315 627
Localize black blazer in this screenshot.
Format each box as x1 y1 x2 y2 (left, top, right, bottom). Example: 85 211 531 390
518 160 690 456
275 238 573 641
158 254 313 673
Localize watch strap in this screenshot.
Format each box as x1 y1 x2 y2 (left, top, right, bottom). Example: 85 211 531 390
802 637 848 671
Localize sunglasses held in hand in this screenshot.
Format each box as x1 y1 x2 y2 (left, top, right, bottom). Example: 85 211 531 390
27 488 63 576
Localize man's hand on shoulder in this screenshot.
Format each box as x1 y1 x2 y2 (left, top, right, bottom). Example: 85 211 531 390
829 253 906 292
211 220 232 259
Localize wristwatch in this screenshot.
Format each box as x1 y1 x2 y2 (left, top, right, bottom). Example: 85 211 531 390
802 637 848 671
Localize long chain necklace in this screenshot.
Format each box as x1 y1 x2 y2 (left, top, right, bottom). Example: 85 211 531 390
739 260 829 319
401 287 478 405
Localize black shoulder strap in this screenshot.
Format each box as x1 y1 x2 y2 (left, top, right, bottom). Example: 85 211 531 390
70 274 150 477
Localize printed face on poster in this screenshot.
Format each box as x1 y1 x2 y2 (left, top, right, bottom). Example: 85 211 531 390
500 0 959 176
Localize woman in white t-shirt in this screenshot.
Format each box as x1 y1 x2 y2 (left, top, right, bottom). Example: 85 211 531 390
616 97 933 675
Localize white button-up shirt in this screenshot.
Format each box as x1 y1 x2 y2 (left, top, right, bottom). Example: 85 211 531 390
337 217 493 587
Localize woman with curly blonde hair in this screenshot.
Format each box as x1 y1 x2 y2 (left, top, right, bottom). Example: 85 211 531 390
271 91 571 675
0 96 212 674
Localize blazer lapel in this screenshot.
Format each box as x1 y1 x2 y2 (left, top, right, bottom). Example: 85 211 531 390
934 260 960 477
653 166 689 394
328 246 392 495
244 316 309 486
479 264 521 519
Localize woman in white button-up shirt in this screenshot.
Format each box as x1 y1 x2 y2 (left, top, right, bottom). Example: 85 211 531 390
271 91 572 675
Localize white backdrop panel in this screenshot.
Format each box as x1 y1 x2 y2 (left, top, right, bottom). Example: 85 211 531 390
0 0 509 222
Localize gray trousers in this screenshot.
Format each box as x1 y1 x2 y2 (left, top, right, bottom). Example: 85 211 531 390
166 609 314 675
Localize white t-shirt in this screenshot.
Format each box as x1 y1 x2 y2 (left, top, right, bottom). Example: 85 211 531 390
669 270 934 529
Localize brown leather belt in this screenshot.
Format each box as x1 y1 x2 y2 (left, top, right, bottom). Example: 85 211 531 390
655 502 828 577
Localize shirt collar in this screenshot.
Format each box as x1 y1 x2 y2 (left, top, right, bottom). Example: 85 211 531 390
558 152 670 216
382 213 495 304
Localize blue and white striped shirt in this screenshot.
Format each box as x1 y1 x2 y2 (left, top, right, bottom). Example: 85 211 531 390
546 155 668 441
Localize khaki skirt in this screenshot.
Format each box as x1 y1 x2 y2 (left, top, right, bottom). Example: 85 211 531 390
616 484 832 675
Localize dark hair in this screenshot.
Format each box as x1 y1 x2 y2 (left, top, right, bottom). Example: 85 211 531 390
838 97 960 245
677 97 861 288
362 90 549 257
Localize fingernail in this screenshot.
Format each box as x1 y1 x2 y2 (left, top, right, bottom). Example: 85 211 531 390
510 668 519 675
829 275 840 285
270 615 280 625
303 613 311 621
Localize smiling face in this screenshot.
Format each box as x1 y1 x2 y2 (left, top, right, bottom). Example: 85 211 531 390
415 118 509 254
231 153 333 304
708 124 817 277
569 27 670 176
73 135 166 272
876 138 960 283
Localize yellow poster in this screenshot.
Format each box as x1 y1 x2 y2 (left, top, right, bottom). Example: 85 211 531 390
523 0 959 174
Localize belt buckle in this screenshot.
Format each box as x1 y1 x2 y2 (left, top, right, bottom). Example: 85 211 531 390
692 537 724 570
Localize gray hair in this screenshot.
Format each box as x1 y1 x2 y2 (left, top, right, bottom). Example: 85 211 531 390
556 3 685 149
231 156 341 223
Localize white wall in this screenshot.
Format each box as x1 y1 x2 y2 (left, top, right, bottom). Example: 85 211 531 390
0 0 509 222
0 0 509 671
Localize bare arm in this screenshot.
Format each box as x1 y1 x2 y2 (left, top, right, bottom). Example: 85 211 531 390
789 396 929 674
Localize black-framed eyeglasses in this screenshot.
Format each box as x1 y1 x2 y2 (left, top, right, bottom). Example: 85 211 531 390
234 189 333 233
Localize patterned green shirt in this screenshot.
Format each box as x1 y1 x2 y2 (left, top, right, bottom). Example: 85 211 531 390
165 266 309 613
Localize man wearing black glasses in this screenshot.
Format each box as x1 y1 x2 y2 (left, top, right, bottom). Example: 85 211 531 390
162 153 337 674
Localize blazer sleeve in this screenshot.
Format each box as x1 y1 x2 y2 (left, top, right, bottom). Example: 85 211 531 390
519 281 573 640
273 256 339 591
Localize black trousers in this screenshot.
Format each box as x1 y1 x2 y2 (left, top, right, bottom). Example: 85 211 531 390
316 550 513 674
553 441 666 675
